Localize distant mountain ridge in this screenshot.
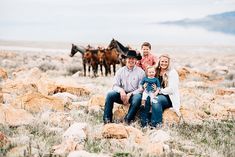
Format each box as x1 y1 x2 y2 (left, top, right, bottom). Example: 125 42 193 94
159 10 235 35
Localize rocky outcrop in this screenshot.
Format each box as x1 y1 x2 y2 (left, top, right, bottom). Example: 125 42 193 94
87 94 105 108
2 80 38 97
0 104 34 126
163 108 181 125
102 123 128 139
113 105 128 122
215 88 235 95
0 131 10 148
177 67 211 81
13 92 65 112
0 88 3 103
0 67 8 80
52 123 88 155
68 150 109 157
47 84 90 96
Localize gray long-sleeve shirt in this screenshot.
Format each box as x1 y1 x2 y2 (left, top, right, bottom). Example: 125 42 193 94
112 66 145 95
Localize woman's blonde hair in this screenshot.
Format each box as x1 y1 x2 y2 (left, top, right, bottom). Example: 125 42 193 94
156 54 171 87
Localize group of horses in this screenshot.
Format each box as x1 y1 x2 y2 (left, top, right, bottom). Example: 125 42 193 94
70 39 138 77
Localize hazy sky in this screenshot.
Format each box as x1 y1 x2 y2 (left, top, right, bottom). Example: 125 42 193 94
1 0 235 44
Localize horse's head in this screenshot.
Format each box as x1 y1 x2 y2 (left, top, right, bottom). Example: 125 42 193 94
70 44 85 57
108 39 118 50
83 50 93 61
108 39 130 55
70 44 77 57
97 48 105 63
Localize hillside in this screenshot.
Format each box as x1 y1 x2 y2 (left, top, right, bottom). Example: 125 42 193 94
159 11 235 35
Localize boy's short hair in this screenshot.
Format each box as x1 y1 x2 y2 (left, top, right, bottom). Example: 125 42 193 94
141 42 151 50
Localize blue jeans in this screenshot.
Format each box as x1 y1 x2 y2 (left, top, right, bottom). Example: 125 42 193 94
103 91 142 123
140 94 172 127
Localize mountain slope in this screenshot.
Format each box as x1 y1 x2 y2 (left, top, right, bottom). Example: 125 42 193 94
160 11 235 35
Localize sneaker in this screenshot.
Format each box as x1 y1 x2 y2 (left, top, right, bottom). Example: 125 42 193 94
152 98 158 103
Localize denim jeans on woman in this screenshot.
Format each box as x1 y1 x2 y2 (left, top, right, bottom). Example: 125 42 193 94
103 91 142 123
140 94 172 127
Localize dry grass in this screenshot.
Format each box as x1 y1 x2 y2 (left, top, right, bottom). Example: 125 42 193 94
0 47 235 157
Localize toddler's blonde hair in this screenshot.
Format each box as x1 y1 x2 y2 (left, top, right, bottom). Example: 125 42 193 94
145 65 155 75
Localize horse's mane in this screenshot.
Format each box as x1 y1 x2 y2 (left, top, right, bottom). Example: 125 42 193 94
115 40 129 53
87 49 99 54
74 44 85 54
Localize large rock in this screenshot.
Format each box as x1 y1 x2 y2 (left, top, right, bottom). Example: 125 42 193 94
113 105 128 123
2 80 38 97
52 139 84 156
180 108 203 124
125 126 145 144
163 108 180 125
0 67 8 80
68 150 109 157
2 68 90 99
177 67 191 80
52 123 88 155
87 94 105 113
148 130 170 143
177 67 210 81
145 142 164 156
215 88 235 96
0 131 10 148
6 145 38 157
53 92 79 103
10 67 53 96
62 122 88 142
12 67 43 82
208 103 235 119
0 104 34 126
212 65 229 75
102 123 128 139
87 94 105 108
0 51 17 58
0 88 3 103
47 84 90 97
40 111 74 127
13 92 65 112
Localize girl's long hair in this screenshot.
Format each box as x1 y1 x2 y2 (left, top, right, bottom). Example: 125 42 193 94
155 54 171 87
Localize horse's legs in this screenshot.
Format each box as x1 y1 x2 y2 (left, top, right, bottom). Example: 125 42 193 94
108 64 111 76
100 64 103 76
113 64 116 76
104 61 108 76
83 61 86 77
95 63 98 77
92 66 96 78
88 64 91 77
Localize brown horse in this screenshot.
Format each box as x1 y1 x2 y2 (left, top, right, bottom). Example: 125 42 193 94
97 47 107 76
102 48 119 76
108 39 129 66
82 45 108 77
100 39 130 76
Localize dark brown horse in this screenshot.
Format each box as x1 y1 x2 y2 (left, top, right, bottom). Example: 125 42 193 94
101 39 130 76
107 39 130 67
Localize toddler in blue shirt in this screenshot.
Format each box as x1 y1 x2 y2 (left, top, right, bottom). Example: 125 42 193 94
140 66 160 112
